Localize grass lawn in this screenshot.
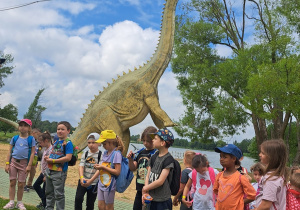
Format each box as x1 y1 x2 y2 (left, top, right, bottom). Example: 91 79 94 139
0 197 37 210
0 131 18 143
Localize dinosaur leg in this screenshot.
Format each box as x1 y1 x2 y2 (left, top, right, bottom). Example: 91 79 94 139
121 129 130 156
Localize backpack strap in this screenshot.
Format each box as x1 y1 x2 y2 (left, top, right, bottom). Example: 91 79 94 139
149 152 159 168
85 150 89 159
192 169 197 188
208 167 215 184
97 150 102 163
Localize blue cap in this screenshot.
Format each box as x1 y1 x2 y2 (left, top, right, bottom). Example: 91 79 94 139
149 128 174 145
215 144 243 160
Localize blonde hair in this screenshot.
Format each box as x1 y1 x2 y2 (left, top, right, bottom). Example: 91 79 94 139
184 150 196 166
250 162 265 176
261 139 288 184
290 173 300 189
107 136 124 153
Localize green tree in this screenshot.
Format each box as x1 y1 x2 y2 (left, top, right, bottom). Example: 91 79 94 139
279 0 300 33
0 51 14 89
0 104 18 135
23 88 46 128
172 0 300 159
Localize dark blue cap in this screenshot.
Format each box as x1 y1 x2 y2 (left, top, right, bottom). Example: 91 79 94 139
215 144 243 160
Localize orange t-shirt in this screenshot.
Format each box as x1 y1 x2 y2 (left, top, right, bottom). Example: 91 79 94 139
213 171 256 210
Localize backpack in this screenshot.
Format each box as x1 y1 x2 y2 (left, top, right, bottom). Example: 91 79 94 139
150 152 181 196
84 150 102 164
11 135 33 164
133 147 157 161
110 150 134 193
63 139 78 166
189 167 216 204
285 185 300 210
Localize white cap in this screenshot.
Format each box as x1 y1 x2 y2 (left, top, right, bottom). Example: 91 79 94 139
87 133 100 141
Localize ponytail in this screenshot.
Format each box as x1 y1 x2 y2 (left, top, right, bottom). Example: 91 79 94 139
116 136 124 153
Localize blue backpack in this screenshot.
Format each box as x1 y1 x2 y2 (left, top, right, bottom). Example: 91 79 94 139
110 150 134 193
11 135 33 164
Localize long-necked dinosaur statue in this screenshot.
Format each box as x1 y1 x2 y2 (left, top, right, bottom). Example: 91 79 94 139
0 0 178 156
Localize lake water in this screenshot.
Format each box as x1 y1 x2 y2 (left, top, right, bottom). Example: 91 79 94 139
84 143 256 171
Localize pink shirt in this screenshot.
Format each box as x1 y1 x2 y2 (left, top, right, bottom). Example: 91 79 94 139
41 145 52 174
255 173 286 210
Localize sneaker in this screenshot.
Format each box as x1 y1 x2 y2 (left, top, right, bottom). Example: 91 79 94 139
16 202 26 210
3 201 14 209
36 202 45 210
24 186 30 192
27 185 34 190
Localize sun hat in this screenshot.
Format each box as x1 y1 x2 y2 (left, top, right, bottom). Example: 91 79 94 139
95 130 116 143
87 132 100 141
18 119 32 126
149 128 174 144
215 144 243 160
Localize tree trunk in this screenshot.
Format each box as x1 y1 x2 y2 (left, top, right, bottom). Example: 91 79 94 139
252 114 268 153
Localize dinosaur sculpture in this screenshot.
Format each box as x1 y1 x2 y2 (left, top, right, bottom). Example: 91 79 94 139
0 0 178 156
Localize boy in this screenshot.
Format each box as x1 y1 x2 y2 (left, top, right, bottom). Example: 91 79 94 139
127 126 157 210
142 128 175 210
44 121 73 210
75 132 101 210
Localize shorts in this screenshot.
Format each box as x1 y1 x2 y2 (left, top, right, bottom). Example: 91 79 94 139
9 158 27 182
97 188 116 204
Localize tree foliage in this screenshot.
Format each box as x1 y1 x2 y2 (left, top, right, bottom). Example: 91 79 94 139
0 51 14 89
0 103 18 135
172 0 300 159
23 88 46 128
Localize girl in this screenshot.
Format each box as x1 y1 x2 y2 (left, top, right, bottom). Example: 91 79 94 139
127 126 157 210
33 131 52 209
44 121 73 210
255 139 288 210
4 119 36 210
182 153 218 210
249 162 265 209
173 150 195 210
213 144 256 210
94 130 124 210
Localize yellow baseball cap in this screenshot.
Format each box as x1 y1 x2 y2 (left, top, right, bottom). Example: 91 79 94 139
95 130 117 143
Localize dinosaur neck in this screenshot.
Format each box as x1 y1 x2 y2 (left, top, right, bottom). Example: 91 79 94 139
139 0 178 87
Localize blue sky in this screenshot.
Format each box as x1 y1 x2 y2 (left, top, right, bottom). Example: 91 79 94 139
0 0 254 141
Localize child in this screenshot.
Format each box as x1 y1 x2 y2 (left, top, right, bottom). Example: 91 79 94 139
213 144 256 210
75 132 101 210
127 126 157 210
249 162 265 209
24 128 42 192
173 150 195 210
94 130 123 210
182 153 219 210
33 131 53 210
287 171 300 209
4 119 36 210
142 128 175 210
255 139 288 210
44 121 73 210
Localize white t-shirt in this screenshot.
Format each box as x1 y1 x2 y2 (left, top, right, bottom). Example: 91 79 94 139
188 169 218 210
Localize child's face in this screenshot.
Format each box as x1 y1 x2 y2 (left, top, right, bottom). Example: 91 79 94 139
220 152 236 168
152 135 165 149
87 139 99 151
259 148 269 165
253 171 262 183
18 122 30 134
195 165 208 175
57 124 70 140
102 140 114 151
142 138 154 150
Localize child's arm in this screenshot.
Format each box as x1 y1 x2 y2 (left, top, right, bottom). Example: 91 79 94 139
143 168 170 192
97 163 121 176
127 151 137 171
84 170 100 186
46 153 72 164
255 200 272 210
78 165 85 185
26 146 35 173
5 144 13 173
181 178 193 208
241 175 256 204
173 182 186 206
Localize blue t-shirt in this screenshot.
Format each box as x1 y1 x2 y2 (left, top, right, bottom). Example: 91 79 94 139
10 136 36 160
48 139 73 172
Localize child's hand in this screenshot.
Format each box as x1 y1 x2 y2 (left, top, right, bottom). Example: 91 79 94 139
127 151 134 160
26 165 31 174
44 155 49 161
182 198 193 208
5 164 9 173
172 197 179 206
94 164 102 170
43 177 46 182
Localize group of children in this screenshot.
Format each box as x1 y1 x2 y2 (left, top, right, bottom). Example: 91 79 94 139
3 118 300 210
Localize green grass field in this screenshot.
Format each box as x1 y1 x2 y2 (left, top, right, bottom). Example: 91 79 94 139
0 197 37 210
0 131 18 143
